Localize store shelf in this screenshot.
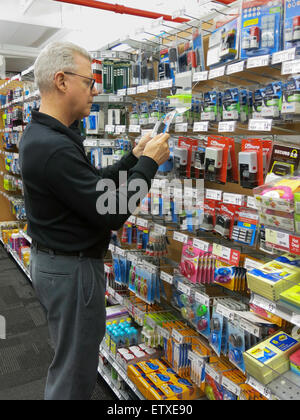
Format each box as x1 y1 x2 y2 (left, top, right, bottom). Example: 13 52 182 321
19 230 32 244
97 362 131 400
2 242 31 282
99 344 146 400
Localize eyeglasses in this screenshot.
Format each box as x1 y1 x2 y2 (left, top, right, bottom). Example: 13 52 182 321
64 71 96 91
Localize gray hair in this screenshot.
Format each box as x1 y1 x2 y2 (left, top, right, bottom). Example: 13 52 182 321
34 41 92 93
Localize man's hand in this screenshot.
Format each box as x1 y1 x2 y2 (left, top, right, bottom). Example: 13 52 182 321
142 133 170 166
132 133 152 159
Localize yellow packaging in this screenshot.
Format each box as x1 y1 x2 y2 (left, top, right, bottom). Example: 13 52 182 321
244 332 300 385
137 359 168 375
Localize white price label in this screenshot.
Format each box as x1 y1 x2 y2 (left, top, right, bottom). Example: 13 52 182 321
193 71 208 82
239 318 260 338
205 365 221 384
223 193 244 206
209 66 225 79
226 61 245 75
172 329 184 344
195 292 210 307
247 55 269 69
175 123 188 133
83 139 98 147
222 377 241 396
247 196 258 210
282 59 300 75
160 79 173 89
194 121 209 132
108 244 115 253
149 82 160 91
154 224 167 235
193 238 210 252
115 125 126 134
115 247 126 257
117 89 127 97
173 231 188 244
105 125 115 133
136 218 148 228
247 376 272 399
216 303 235 321
251 294 277 314
129 125 141 133
218 121 236 132
137 85 148 94
206 189 222 201
249 119 272 132
127 87 137 95
160 271 173 285
177 282 191 296
158 326 170 340
115 293 124 305
291 313 300 328
265 229 289 250
213 243 231 262
272 48 296 65
127 215 136 224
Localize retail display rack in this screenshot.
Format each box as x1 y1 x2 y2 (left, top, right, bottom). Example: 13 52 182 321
2 0 300 401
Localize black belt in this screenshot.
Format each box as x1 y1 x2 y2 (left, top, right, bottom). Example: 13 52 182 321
32 240 106 260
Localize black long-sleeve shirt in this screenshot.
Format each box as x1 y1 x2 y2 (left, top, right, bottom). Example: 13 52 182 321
19 111 158 252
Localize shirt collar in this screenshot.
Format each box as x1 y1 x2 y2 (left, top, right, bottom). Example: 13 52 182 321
31 110 84 147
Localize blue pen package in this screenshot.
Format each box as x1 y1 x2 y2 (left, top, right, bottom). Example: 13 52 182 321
282 76 300 117
207 16 240 68
284 0 300 57
240 0 284 59
228 323 246 373
209 312 224 357
261 81 283 119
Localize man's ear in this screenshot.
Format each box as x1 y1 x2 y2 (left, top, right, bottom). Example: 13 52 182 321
54 71 67 93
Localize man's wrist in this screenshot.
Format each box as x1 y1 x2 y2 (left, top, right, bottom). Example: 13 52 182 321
132 146 142 159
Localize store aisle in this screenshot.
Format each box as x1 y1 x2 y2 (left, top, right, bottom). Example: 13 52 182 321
0 245 117 401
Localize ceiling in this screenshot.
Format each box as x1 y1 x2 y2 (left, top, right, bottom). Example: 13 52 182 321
0 0 229 75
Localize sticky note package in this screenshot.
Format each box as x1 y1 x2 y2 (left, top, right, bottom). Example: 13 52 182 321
247 260 300 301
244 332 300 385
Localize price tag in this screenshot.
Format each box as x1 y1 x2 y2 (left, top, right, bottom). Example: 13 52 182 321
218 121 236 133
213 243 230 261
137 85 148 94
223 193 244 206
216 303 235 321
154 224 167 235
127 87 137 95
251 294 277 314
83 139 98 147
209 66 225 79
160 271 173 285
265 229 289 250
115 125 126 134
160 79 173 89
115 247 126 257
109 95 121 103
117 89 127 97
115 293 124 305
157 326 170 340
249 119 272 132
127 215 136 224
272 47 296 65
195 292 210 307
222 377 241 397
246 376 272 400
129 125 141 133
205 365 221 384
173 231 188 244
172 329 184 344
194 121 209 132
247 196 258 210
206 189 223 201
291 313 300 328
105 125 115 133
175 123 188 133
172 8 186 19
177 282 191 296
193 71 208 82
149 82 160 91
239 318 261 338
282 59 300 75
136 218 149 228
193 238 210 252
247 55 269 69
226 61 245 75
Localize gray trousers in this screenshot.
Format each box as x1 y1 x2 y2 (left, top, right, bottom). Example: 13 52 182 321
30 246 106 400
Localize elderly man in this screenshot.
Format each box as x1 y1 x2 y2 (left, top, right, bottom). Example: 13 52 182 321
19 41 170 400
